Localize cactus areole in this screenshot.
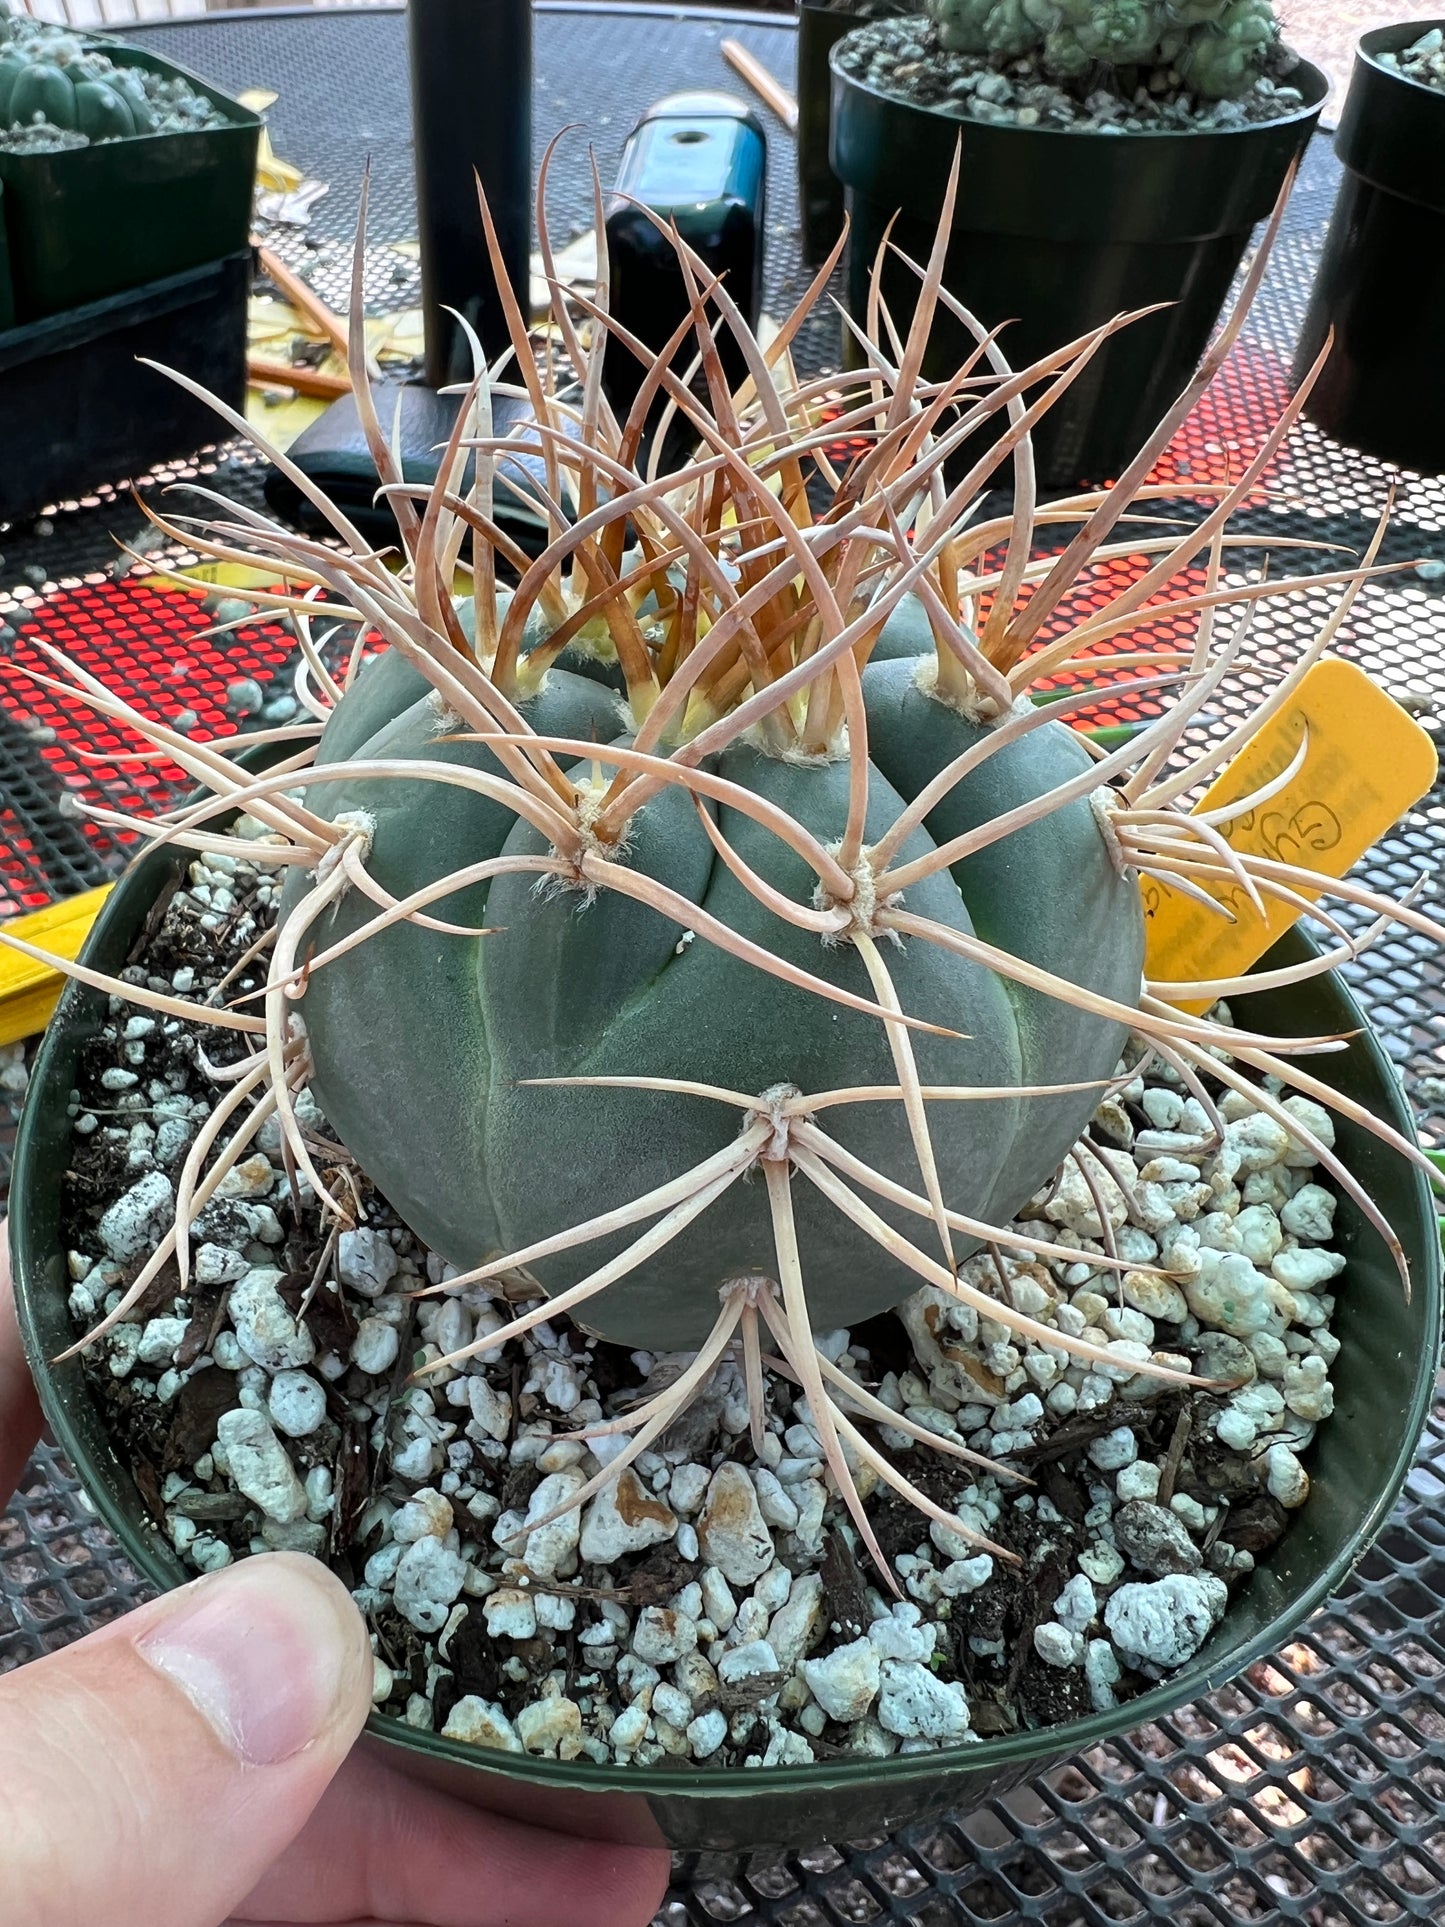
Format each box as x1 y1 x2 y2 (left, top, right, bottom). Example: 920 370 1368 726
293 618 1144 1351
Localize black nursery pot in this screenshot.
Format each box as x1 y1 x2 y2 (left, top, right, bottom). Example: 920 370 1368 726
10 824 1441 1854
829 49 1327 490
1293 24 1445 473
797 2 858 264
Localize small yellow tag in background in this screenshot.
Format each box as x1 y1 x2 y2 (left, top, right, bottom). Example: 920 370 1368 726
1144 658 1439 1009
0 886 114 1048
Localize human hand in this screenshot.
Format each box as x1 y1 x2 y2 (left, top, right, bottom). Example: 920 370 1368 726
0 1223 670 1927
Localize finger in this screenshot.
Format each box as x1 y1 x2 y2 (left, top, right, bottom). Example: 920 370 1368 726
0 1551 374 1927
234 1743 672 1927
0 1221 44 1500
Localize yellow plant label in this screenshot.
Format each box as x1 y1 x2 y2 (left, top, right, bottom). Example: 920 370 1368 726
1143 658 1438 1009
0 885 114 1047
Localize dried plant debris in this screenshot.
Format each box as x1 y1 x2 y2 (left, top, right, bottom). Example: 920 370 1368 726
63 853 1338 1769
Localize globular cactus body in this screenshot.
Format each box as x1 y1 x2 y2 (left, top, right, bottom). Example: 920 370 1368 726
927 0 1281 98
291 619 1140 1351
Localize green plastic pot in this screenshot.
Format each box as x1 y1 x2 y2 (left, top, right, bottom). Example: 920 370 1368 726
828 41 1327 490
10 809 1441 1854
1293 22 1445 474
0 40 259 322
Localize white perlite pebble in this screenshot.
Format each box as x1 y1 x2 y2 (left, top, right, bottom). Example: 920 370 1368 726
1281 1096 1333 1166
465 1377 512 1441
803 1638 882 1722
351 1316 400 1376
579 1469 677 1563
195 1242 248 1285
393 1537 467 1633
216 1408 308 1523
522 1471 585 1580
1088 1426 1138 1472
717 1640 784 1700
267 1369 327 1439
442 1696 522 1750
392 1488 454 1542
1115 1461 1161 1504
138 1316 188 1368
939 1555 994 1597
230 1267 315 1373
337 1227 398 1298
1085 1639 1122 1711
868 1602 935 1663
632 1607 698 1666
700 1566 737 1633
767 1573 826 1672
517 1696 583 1758
609 1701 650 1754
687 1708 728 1759
652 1683 693 1731
1034 1622 1085 1668
669 1462 710 1515
697 1462 775 1587
1264 1441 1310 1508
98 1172 175 1263
1104 1574 1228 1671
877 1660 971 1742
1280 1183 1336 1243
484 1588 537 1639
1053 1574 1097 1634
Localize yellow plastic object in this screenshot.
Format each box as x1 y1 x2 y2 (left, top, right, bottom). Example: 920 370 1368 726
1144 658 1439 1009
0 886 114 1047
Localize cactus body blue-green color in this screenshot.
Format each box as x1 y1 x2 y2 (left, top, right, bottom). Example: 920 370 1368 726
291 614 1142 1351
927 0 1281 97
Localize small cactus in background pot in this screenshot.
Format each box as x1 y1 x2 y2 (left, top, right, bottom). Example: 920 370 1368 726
0 1 224 143
928 0 1281 97
13 154 1442 1580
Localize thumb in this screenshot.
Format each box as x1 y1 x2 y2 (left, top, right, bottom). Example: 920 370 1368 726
0 1550 374 1927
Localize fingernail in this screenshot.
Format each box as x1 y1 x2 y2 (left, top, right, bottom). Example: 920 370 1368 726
136 1554 363 1766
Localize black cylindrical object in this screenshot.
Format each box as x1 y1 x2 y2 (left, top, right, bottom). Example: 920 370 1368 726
796 3 856 265
1294 24 1445 473
409 0 532 386
829 48 1326 490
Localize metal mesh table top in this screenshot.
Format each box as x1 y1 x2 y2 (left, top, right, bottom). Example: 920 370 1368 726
1 8 1443 1923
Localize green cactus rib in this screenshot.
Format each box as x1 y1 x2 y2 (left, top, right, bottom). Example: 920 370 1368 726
927 0 1281 99
289 616 1141 1352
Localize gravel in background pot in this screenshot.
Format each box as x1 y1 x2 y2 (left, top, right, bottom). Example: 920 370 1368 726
828 18 1326 488
1293 23 1445 474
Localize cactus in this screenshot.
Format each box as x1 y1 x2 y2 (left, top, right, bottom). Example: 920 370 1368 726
17 157 1443 1579
927 0 1282 98
0 23 223 140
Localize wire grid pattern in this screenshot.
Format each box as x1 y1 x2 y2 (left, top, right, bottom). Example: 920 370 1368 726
1 8 1444 1921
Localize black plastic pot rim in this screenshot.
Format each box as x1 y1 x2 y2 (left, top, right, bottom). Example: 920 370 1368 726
829 44 1329 151
1358 18 1445 98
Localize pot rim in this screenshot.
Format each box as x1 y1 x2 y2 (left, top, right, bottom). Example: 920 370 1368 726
12 895 1440 1802
826 27 1330 145
1358 19 1445 100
